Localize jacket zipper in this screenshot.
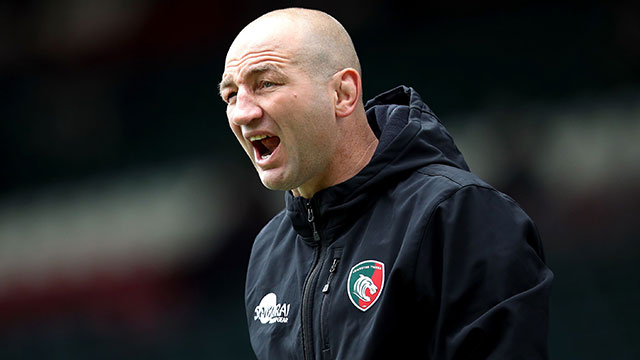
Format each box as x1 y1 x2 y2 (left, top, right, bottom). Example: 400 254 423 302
320 254 340 357
302 200 323 360
322 257 340 294
306 199 321 242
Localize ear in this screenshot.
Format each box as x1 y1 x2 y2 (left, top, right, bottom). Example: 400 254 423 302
333 68 361 118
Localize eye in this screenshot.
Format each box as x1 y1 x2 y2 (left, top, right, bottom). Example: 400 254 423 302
225 91 237 103
262 81 275 89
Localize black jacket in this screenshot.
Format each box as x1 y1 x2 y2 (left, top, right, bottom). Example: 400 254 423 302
245 86 553 360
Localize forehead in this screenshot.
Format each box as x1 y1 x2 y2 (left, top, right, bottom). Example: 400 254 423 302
222 16 304 80
224 49 292 77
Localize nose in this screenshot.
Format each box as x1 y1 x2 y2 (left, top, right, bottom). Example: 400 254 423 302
229 89 263 127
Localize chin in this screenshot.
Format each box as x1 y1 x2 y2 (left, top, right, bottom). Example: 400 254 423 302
259 172 293 191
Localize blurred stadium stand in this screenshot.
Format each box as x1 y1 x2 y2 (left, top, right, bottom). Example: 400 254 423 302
1 0 639 358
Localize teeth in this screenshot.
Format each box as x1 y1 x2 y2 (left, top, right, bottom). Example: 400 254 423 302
261 154 271 160
249 134 269 142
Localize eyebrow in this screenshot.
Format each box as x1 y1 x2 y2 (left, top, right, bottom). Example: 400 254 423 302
218 63 286 96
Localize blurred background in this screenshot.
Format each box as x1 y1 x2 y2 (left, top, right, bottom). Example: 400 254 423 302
1 0 639 358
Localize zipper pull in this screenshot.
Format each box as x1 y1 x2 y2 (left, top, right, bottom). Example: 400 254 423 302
306 200 320 242
322 258 340 293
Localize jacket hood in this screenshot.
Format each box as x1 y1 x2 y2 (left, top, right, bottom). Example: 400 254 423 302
286 85 469 240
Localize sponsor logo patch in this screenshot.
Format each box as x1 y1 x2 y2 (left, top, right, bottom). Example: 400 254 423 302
254 292 290 324
347 260 385 311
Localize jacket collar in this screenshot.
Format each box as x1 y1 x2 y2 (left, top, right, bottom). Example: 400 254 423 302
286 86 468 241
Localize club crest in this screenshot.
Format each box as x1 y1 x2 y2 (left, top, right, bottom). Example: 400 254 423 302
347 260 385 311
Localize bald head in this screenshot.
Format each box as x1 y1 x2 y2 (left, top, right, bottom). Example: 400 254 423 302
227 8 361 81
221 8 377 198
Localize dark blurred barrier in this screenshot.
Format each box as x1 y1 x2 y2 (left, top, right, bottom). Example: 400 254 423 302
1 1 639 359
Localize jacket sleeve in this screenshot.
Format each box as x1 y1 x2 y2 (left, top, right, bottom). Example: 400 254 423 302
420 185 553 360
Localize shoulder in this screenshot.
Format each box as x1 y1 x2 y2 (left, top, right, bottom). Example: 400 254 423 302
390 164 499 215
412 164 521 209
250 207 304 258
398 164 533 235
415 163 493 190
256 208 288 237
413 165 544 255
253 208 291 248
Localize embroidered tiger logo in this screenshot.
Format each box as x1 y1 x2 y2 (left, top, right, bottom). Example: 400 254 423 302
352 274 378 302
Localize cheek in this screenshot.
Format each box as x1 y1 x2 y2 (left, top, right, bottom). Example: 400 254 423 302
229 121 241 140
228 118 251 154
227 110 241 137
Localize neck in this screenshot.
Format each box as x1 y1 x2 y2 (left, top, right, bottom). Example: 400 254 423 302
292 113 378 199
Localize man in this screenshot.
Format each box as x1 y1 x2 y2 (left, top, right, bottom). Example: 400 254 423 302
220 8 553 360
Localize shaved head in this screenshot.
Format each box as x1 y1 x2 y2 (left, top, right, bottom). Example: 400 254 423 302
222 8 377 198
227 8 361 81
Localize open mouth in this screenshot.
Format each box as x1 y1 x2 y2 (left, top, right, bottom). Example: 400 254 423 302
249 135 281 161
